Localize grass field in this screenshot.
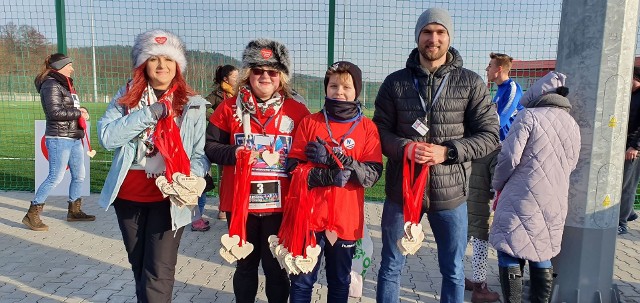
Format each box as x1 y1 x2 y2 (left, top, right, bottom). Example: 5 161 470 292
0 100 387 201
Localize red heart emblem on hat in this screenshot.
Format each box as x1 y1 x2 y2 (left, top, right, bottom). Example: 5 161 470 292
260 49 273 60
155 36 167 44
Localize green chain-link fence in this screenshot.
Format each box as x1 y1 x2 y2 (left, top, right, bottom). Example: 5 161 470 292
1 0 639 205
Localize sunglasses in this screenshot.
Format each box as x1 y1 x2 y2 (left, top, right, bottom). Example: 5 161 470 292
251 68 279 77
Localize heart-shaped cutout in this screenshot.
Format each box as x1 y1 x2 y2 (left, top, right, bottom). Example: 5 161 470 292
86 150 96 158
219 247 238 264
305 245 321 258
172 173 206 195
294 255 317 274
230 241 254 260
284 253 299 275
325 230 338 246
154 36 167 44
409 223 422 240
262 150 280 167
221 234 240 251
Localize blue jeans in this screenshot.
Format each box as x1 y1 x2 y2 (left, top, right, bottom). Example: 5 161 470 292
34 137 85 205
197 194 207 215
497 251 552 269
377 200 467 303
290 231 356 303
619 158 640 227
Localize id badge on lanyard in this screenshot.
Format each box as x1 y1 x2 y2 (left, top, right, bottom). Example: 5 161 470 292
411 73 450 136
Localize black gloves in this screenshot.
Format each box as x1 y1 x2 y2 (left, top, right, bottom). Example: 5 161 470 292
307 168 352 189
149 102 168 120
305 141 332 165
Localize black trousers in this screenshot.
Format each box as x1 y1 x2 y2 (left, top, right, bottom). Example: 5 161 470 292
226 212 290 303
114 198 184 303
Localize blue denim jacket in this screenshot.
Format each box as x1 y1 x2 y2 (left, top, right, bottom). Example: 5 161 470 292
97 85 210 230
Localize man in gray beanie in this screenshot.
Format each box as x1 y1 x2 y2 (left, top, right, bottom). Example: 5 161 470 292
373 7 499 303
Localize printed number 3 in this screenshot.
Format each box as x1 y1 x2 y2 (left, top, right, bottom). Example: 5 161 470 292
256 183 264 194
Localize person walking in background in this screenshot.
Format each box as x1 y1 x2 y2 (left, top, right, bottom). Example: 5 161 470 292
205 39 310 303
489 72 581 303
463 52 523 301
97 29 209 302
618 66 640 235
199 64 239 224
286 61 383 303
205 64 239 113
373 8 499 302
24 53 95 231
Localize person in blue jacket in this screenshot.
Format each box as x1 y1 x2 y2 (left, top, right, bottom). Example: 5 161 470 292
486 52 524 141
97 29 208 303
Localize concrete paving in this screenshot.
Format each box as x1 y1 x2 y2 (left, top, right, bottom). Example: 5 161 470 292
0 190 638 302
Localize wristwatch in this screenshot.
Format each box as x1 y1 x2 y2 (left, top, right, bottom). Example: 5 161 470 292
446 146 457 161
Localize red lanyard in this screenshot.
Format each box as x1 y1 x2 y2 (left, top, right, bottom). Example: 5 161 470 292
402 145 429 223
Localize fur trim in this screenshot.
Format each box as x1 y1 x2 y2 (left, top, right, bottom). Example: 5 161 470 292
131 29 187 72
242 39 291 76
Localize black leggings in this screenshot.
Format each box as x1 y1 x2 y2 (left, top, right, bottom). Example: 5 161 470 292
114 198 184 303
226 212 290 303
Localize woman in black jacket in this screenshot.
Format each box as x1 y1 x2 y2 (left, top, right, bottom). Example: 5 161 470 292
24 53 95 231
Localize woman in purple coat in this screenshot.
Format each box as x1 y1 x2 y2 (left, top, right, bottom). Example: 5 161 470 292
489 72 581 303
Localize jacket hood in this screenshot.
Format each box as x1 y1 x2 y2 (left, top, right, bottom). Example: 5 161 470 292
406 46 463 77
34 76 50 93
522 93 572 111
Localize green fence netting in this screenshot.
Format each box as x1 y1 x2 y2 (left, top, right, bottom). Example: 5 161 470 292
1 0 639 205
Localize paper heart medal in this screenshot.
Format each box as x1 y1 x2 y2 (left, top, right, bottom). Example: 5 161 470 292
220 233 254 264
262 150 280 167
294 245 321 274
397 222 425 256
171 172 206 206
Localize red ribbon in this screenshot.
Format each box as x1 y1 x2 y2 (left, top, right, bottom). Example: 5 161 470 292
77 117 92 152
279 164 316 257
150 84 191 183
402 144 429 224
492 191 501 211
229 148 253 245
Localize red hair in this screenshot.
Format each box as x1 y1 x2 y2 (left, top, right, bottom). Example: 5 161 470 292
118 62 195 116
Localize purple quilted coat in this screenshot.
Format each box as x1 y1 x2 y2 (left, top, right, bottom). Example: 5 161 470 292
489 92 581 262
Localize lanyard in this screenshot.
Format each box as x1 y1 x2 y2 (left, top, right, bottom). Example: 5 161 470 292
322 109 362 147
250 108 282 135
413 73 450 115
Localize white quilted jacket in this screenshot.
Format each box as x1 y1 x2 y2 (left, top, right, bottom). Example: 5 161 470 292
489 93 581 262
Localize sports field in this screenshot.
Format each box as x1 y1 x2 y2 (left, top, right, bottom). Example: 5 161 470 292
0 100 388 201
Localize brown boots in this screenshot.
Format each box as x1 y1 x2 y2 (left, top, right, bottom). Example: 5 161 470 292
67 198 96 222
22 203 49 231
23 199 95 231
465 278 500 302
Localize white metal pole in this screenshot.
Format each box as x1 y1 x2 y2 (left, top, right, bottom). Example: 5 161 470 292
90 0 98 102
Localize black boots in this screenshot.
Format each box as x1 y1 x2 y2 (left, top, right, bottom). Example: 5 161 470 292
23 203 49 231
499 266 522 303
67 198 96 221
529 267 554 303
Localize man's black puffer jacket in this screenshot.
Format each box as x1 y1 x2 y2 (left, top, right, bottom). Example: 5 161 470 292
36 75 84 139
372 47 499 212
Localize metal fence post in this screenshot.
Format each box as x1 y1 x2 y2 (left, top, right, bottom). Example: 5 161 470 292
552 0 640 302
55 0 67 54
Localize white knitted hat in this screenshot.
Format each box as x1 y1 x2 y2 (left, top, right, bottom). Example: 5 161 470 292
131 29 187 71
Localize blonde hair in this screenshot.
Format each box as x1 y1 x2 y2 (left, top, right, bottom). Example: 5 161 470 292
490 52 514 72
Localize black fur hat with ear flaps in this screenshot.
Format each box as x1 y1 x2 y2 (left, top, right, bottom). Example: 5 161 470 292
242 39 291 76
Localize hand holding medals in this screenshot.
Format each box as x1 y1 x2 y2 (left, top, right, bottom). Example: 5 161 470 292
220 148 255 263
397 143 429 255
155 172 206 207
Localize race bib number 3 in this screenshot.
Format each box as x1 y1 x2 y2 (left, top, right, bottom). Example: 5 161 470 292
248 180 281 210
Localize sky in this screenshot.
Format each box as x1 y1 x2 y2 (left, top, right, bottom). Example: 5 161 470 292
2 0 639 83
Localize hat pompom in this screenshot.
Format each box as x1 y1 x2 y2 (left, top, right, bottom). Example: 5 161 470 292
242 39 291 76
131 29 187 72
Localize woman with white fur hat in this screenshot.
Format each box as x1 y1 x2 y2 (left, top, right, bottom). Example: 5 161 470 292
97 29 209 302
205 38 310 303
